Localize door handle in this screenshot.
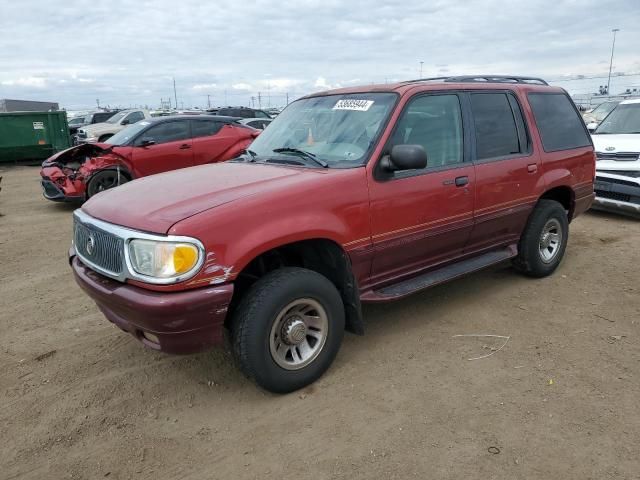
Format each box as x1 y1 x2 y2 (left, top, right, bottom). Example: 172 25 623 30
527 163 538 173
179 144 191 150
454 176 469 187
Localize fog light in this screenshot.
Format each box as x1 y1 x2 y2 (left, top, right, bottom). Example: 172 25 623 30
142 331 160 344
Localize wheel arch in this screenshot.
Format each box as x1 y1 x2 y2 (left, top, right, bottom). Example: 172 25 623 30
539 185 576 220
227 237 364 336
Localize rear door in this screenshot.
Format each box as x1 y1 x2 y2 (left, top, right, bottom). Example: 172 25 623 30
368 92 475 284
191 120 248 165
465 90 543 252
130 120 194 176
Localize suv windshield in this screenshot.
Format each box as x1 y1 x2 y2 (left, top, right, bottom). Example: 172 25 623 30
105 111 128 124
590 101 618 121
105 121 152 145
248 93 397 167
595 103 640 134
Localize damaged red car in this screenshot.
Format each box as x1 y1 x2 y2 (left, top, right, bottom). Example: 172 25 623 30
40 115 259 202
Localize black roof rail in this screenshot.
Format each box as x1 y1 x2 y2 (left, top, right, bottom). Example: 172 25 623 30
403 75 549 86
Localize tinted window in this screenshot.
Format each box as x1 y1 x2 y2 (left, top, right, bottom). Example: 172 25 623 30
137 121 190 145
254 110 270 118
528 93 591 151
471 93 522 159
391 94 463 169
125 111 145 124
94 112 116 123
192 120 223 138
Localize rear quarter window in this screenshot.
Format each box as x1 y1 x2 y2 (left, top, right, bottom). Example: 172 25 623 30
527 93 591 152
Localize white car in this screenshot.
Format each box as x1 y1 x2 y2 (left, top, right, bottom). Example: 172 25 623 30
591 99 640 217
76 109 152 143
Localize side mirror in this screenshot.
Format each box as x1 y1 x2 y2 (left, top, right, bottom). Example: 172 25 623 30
381 144 428 171
587 122 598 133
138 139 155 147
121 119 130 125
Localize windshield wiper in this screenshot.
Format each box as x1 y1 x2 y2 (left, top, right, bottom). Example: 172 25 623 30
272 147 328 168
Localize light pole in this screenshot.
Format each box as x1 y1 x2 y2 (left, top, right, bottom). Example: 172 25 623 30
420 61 424 78
606 28 620 96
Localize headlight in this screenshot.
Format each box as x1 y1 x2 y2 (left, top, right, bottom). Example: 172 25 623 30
128 239 201 280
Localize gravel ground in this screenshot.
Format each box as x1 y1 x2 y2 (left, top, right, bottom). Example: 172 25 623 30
1 165 639 480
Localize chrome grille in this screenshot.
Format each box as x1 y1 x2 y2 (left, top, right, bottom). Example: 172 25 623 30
74 218 124 275
596 152 639 162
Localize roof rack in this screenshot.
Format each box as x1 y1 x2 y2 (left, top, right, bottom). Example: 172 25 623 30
403 75 549 86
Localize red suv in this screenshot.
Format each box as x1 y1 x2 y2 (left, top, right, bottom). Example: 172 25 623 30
70 76 595 392
41 115 258 201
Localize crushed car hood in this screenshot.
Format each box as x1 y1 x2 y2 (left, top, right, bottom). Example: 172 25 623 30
42 143 127 167
81 162 328 233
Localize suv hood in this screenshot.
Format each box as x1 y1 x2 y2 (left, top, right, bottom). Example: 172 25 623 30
592 134 640 174
80 122 120 136
82 162 328 233
592 134 640 154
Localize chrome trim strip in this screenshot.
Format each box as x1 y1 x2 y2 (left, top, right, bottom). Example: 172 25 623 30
73 209 206 285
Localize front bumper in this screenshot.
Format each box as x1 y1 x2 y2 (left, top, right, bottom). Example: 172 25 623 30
41 177 83 202
71 255 234 354
592 174 640 217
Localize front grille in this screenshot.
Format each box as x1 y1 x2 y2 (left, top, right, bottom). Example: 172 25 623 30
596 152 639 161
74 218 124 275
595 176 639 188
596 190 632 202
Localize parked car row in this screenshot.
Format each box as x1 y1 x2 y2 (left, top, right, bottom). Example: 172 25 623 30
68 110 121 136
41 115 259 201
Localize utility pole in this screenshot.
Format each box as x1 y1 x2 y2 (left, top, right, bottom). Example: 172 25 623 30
606 28 620 96
207 94 211 109
173 77 178 110
258 92 262 109
420 61 424 78
96 98 100 108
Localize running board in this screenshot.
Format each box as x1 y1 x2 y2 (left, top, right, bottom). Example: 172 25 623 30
362 245 517 302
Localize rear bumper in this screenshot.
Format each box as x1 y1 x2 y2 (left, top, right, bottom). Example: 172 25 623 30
71 255 234 354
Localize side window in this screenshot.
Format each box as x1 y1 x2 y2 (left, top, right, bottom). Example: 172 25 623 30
192 120 223 138
125 111 145 124
527 93 591 152
254 110 269 119
470 93 523 160
137 121 190 145
390 94 464 169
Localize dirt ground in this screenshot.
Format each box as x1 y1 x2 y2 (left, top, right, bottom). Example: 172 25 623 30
1 165 639 480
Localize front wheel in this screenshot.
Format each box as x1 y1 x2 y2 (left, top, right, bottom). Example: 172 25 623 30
513 199 569 277
87 170 129 198
231 267 345 393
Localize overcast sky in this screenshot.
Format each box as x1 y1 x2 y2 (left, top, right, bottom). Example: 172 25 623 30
1 0 638 111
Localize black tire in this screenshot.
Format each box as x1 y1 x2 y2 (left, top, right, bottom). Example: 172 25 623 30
231 267 345 393
98 134 113 143
513 199 569 277
87 170 128 198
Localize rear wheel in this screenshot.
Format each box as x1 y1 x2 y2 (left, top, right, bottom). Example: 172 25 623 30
87 170 128 197
231 267 345 393
513 199 568 277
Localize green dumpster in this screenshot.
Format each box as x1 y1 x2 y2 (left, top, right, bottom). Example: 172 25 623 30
0 111 71 162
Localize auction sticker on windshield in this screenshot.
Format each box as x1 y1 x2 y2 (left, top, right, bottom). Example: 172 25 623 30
333 99 374 111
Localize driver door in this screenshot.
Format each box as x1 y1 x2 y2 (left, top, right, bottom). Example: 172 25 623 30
367 93 475 285
130 120 194 177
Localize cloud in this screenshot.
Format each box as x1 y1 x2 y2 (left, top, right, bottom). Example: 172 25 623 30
1 76 47 88
0 0 638 108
